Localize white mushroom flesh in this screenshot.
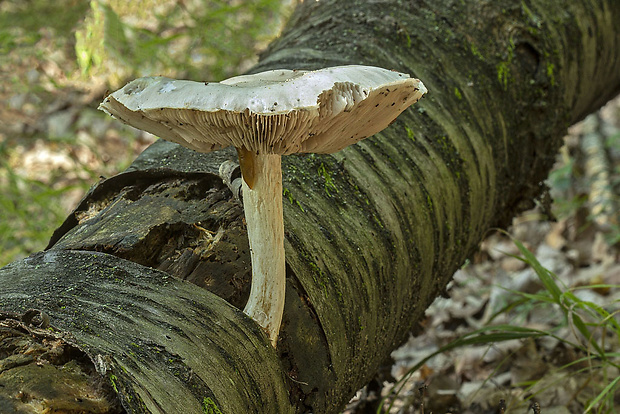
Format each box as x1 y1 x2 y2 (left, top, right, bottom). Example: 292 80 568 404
98 65 427 347
99 65 426 155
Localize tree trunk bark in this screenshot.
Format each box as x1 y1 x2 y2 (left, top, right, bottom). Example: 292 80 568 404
1 0 619 413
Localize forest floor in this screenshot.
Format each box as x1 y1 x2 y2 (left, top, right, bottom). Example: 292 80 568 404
1 3 619 413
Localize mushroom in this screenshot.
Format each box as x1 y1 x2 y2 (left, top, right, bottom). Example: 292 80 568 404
99 65 426 346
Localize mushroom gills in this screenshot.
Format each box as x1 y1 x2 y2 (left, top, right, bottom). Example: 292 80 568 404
236 147 256 189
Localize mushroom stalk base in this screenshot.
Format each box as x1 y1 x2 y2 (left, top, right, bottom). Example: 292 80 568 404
241 153 285 347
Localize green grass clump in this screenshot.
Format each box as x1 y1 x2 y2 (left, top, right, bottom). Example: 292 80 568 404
379 236 620 413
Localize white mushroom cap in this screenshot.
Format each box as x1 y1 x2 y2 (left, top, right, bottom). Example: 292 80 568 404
99 65 426 155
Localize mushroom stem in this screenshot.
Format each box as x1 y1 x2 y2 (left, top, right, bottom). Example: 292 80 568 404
239 151 285 347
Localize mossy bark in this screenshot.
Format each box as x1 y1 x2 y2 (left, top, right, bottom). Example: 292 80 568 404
1 0 619 413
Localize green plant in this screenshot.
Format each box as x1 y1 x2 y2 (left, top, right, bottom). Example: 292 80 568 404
0 162 88 266
75 0 290 83
378 236 620 413
547 127 620 247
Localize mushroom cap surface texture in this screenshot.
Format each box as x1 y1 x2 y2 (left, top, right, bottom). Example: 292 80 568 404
99 65 426 155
